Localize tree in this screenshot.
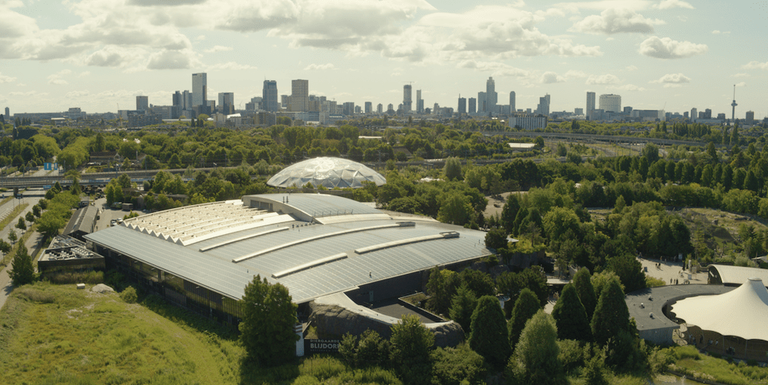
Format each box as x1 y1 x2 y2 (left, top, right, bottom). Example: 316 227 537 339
390 314 434 384
9 243 34 286
239 275 299 366
16 217 26 231
430 343 486 385
508 310 565 385
572 268 597 319
469 295 511 369
444 157 463 181
484 227 508 250
437 192 472 225
25 211 35 223
426 266 458 315
508 288 541 349
607 253 646 293
449 283 477 334
534 136 545 149
551 284 592 342
36 212 65 240
591 278 631 347
8 229 17 244
642 143 660 164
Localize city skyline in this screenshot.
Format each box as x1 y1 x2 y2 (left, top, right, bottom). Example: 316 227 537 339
0 0 765 117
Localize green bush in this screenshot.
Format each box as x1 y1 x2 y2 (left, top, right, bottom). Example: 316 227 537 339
430 343 485 385
120 286 137 304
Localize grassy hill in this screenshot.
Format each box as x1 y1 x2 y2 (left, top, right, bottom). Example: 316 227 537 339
0 282 402 385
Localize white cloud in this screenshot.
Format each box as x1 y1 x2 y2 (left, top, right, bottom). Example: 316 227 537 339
732 73 749 78
47 69 72 85
651 73 690 87
653 0 694 10
206 61 257 71
146 50 196 70
204 45 233 53
128 0 206 6
541 71 565 83
304 63 336 70
615 84 645 91
0 72 17 83
571 8 664 34
735 81 746 87
639 36 708 59
743 61 768 70
564 70 587 79
586 74 620 85
457 60 530 78
625 65 638 71
711 30 730 35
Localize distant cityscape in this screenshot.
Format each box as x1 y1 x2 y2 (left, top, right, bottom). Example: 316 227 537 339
3 73 763 130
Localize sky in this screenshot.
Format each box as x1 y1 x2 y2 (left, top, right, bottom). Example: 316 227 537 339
0 0 766 118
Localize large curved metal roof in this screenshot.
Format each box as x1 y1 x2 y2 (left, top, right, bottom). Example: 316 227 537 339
267 157 386 189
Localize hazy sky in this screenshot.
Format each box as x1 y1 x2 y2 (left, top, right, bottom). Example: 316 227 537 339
0 0 765 117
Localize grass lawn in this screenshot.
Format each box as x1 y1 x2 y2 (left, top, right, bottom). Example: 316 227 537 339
663 346 768 385
0 282 402 385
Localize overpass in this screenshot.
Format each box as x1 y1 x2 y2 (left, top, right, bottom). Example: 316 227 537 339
0 167 228 189
488 131 723 148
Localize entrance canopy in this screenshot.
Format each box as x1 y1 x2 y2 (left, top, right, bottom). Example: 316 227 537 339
672 278 768 341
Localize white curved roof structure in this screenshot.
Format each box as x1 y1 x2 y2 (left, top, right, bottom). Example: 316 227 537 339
672 278 768 341
267 157 386 189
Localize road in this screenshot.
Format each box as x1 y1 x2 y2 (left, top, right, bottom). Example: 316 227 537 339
0 169 50 310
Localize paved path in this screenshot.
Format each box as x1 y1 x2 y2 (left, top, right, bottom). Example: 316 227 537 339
638 257 705 285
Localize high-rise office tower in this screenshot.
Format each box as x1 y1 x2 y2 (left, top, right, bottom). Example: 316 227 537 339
536 94 550 115
218 92 234 114
289 79 309 111
509 91 516 113
746 111 755 122
172 91 182 118
262 80 278 112
486 77 497 113
343 102 355 116
4 107 8 121
364 102 372 114
377 103 383 114
182 90 192 110
586 92 596 120
468 97 476 114
458 96 467 114
136 95 148 111
690 108 697 121
192 73 207 109
599 94 621 113
416 89 423 113
478 92 486 113
403 84 412 113
281 95 289 109
705 108 712 119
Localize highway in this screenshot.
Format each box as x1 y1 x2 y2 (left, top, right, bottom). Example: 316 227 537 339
0 167 227 189
488 130 723 148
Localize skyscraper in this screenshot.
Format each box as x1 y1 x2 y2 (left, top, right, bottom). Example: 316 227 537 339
377 103 383 114
136 95 148 111
4 107 8 120
468 97 476 114
262 80 278 112
458 96 466 115
218 92 234 114
192 73 207 109
364 102 372 114
416 89 423 113
478 92 486 113
403 84 412 113
690 108 697 121
586 92 595 120
746 110 755 122
536 94 550 115
290 79 309 111
486 77 497 114
509 91 516 113
172 91 182 119
599 94 621 113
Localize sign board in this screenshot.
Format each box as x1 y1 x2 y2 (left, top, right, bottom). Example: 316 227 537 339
304 339 340 355
44 162 51 170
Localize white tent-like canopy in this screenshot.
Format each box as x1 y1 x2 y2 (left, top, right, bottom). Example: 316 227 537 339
672 278 768 341
267 157 386 189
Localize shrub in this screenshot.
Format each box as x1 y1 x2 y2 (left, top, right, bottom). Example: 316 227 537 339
430 343 485 385
120 286 137 303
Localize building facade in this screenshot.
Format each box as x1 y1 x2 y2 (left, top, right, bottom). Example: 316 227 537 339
486 77 497 114
218 92 235 115
403 85 412 113
599 94 621 113
262 80 279 112
192 73 207 110
586 92 595 120
136 96 149 112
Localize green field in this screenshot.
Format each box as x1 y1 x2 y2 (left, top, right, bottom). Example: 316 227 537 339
0 282 403 385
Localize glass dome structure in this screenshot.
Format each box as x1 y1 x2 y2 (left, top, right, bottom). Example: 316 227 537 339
267 157 386 189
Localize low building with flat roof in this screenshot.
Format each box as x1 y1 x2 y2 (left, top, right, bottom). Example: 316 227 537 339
85 193 493 326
